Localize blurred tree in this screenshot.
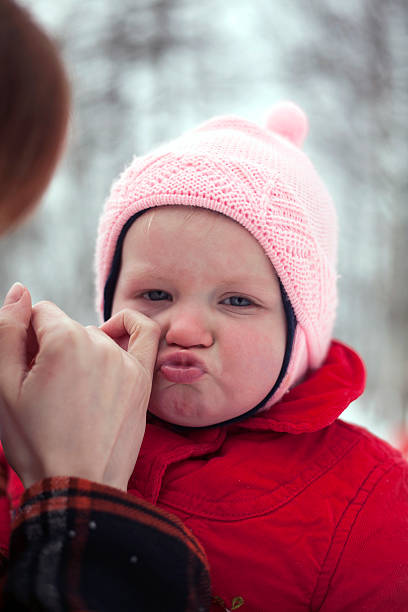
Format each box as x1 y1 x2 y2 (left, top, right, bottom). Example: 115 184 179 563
274 0 408 425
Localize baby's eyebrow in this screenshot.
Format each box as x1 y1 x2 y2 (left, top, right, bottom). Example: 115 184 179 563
124 271 270 288
120 265 165 283
120 265 278 296
217 275 267 286
216 273 278 290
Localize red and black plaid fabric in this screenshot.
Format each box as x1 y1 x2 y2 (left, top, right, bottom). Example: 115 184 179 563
0 476 210 611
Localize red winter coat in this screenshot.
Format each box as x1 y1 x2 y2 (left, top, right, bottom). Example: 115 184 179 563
129 340 408 611
1 341 407 610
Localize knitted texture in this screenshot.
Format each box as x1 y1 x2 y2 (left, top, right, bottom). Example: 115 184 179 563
95 102 338 406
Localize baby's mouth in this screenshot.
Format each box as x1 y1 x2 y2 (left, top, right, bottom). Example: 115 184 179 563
160 363 205 384
157 352 206 384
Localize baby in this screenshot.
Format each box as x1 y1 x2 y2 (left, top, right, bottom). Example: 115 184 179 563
95 103 408 611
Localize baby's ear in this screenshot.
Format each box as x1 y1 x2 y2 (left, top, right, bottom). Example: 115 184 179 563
265 101 308 147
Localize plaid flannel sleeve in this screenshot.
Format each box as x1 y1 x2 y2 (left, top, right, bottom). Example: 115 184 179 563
0 476 210 612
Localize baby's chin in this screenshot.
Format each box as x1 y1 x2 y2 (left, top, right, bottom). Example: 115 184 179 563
148 401 224 428
147 381 275 427
147 393 248 428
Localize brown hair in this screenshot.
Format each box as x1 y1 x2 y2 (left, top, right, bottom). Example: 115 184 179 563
0 0 70 233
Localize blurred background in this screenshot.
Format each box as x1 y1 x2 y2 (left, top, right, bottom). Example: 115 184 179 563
1 0 407 446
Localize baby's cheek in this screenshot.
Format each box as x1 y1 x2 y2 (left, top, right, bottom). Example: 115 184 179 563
222 329 266 372
224 328 284 391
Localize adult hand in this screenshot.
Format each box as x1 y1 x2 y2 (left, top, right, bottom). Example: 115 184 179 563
0 283 160 491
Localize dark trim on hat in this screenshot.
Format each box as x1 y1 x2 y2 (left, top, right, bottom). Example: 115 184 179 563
213 282 296 426
104 210 148 321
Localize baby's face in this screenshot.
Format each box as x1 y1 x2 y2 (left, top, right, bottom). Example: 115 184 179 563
112 206 286 426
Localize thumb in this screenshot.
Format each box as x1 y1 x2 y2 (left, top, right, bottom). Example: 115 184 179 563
100 309 160 374
0 283 32 402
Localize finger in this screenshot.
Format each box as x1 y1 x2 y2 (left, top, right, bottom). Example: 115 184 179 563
100 309 160 373
84 324 124 350
30 302 85 370
2 282 25 307
30 300 75 344
0 284 32 401
94 327 129 352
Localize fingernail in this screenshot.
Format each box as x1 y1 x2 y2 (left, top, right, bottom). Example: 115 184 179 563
3 282 25 306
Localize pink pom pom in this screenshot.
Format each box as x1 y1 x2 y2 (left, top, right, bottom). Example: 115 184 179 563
265 102 308 147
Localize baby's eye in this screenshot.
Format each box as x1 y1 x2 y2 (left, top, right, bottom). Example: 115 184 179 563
142 290 172 301
222 296 253 307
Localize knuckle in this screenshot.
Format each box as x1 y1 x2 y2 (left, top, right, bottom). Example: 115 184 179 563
122 307 144 322
0 313 27 339
141 317 161 339
32 300 54 312
85 324 100 333
0 315 13 333
87 324 114 347
44 322 81 353
122 308 160 336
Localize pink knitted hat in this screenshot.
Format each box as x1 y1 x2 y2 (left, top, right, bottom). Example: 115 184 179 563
95 101 338 408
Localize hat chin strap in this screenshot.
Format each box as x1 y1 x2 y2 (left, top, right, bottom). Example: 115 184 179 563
208 283 297 427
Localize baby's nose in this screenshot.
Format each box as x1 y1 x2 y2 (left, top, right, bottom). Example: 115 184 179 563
164 307 213 349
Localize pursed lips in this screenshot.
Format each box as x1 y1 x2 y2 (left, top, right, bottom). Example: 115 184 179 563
156 351 206 384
